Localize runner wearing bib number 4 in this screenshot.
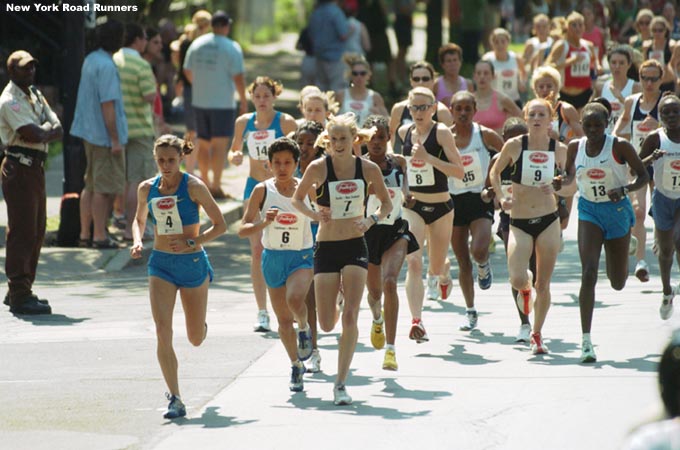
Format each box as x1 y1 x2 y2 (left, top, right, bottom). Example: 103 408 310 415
292 112 392 405
229 77 298 333
448 92 504 332
640 94 680 321
239 137 315 393
564 103 648 363
130 135 227 419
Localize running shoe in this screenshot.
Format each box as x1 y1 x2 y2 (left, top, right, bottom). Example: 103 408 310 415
308 349 322 373
660 287 675 321
383 349 398 371
580 337 597 363
459 310 478 331
440 276 452 300
515 324 531 343
254 310 271 332
516 288 533 315
370 313 385 350
477 261 493 290
163 393 186 419
629 235 638 256
426 275 439 300
297 326 313 361
408 318 429 343
635 260 650 283
289 364 305 392
333 383 352 405
530 332 549 355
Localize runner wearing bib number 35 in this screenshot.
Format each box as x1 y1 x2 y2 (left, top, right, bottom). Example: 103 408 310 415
229 77 297 333
292 112 392 406
130 135 227 420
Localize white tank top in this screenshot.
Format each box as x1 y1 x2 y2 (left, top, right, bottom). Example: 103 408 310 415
448 123 492 195
575 134 629 203
340 88 374 127
602 79 634 134
525 36 554 67
484 50 520 101
653 129 680 200
260 178 314 250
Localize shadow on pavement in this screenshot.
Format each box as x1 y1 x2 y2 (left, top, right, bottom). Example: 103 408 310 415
415 344 501 365
460 330 519 346
11 313 89 326
168 406 258 428
377 378 453 402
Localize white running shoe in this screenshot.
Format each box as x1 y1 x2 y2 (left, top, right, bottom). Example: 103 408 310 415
254 310 271 332
333 384 352 405
308 349 321 373
629 236 638 256
635 260 650 282
426 275 439 300
515 324 531 343
660 287 675 320
580 337 597 363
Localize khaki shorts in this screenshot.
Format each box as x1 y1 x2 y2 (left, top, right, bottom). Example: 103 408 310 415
83 141 125 194
125 137 157 183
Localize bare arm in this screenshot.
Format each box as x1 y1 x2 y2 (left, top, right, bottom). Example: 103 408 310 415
612 96 635 139
238 184 269 238
187 178 228 244
101 100 122 154
130 181 152 258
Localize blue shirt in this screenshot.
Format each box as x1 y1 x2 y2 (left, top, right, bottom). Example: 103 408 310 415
183 33 244 109
308 2 348 62
70 49 128 147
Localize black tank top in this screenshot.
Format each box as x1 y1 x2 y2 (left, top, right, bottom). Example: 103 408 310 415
402 124 449 193
315 155 367 207
510 135 557 184
393 106 440 154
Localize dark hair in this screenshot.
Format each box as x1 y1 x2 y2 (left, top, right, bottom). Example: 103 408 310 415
123 23 145 47
589 97 612 118
146 27 159 41
582 102 609 123
97 19 125 53
607 45 633 64
268 137 300 162
502 117 528 140
450 91 477 108
294 120 325 140
438 43 463 64
410 61 435 78
475 60 495 76
362 114 389 131
154 134 194 155
248 76 283 97
659 332 680 417
660 92 680 108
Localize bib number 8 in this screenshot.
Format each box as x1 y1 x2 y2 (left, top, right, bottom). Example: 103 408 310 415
415 174 422 185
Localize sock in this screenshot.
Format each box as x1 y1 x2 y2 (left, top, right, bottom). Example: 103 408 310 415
293 360 304 368
583 333 591 342
386 344 395 351
373 315 384 324
466 307 476 313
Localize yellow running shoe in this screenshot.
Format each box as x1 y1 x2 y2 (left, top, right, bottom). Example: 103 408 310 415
371 313 385 349
383 349 398 371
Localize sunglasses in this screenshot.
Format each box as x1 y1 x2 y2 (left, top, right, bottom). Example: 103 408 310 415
411 76 432 82
638 20 651 25
641 75 661 82
352 70 368 76
652 28 666 33
408 103 434 112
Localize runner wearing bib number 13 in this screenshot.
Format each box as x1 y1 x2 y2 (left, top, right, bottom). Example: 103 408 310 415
292 112 392 405
564 103 648 363
640 94 680 321
229 77 298 333
239 138 315 393
130 135 227 419
398 87 465 343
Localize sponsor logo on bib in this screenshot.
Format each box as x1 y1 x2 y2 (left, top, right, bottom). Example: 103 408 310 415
587 168 606 180
350 102 364 110
462 155 473 166
636 124 652 132
612 103 621 111
157 198 175 210
276 213 298 225
336 181 358 194
253 130 269 140
389 189 396 199
411 159 426 168
671 160 680 170
529 152 549 163
502 69 514 77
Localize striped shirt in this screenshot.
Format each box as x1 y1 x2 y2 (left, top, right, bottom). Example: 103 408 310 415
113 48 155 139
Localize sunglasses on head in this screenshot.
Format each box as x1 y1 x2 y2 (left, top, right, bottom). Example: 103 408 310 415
641 75 661 82
411 76 432 82
408 103 434 112
352 70 368 76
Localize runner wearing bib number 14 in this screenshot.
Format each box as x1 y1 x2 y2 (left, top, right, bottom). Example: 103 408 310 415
564 103 648 363
239 137 315 393
292 112 392 405
640 94 680 321
229 77 297 333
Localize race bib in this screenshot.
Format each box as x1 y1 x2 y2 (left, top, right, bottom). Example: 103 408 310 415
453 153 484 190
607 102 622 132
151 196 183 235
632 121 654 152
366 188 403 225
247 129 276 161
407 157 435 187
571 51 590 78
578 167 614 202
520 150 555 186
662 159 680 192
499 69 518 97
264 212 305 250
650 49 665 65
329 179 365 219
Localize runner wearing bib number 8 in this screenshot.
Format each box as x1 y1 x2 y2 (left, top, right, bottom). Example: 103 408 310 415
130 135 227 419
292 112 392 405
564 103 647 363
398 87 465 343
239 137 315 393
229 76 298 333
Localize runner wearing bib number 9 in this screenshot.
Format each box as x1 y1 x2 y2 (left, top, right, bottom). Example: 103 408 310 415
238 137 315 393
564 103 647 363
398 87 465 344
292 112 392 406
490 99 574 356
640 94 680 321
130 135 227 419
229 76 298 333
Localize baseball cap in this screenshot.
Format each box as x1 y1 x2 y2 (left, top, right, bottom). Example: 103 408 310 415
211 11 233 27
7 50 37 69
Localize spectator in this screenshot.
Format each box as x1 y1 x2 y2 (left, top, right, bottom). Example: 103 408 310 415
357 0 398 96
143 28 171 135
307 0 350 91
0 50 62 315
71 19 128 249
156 18 179 112
393 0 415 83
183 11 246 199
458 0 488 66
630 9 655 50
343 3 371 56
664 1 680 40
296 25 316 87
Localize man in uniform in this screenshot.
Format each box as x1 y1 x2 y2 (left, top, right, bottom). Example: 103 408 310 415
0 50 62 315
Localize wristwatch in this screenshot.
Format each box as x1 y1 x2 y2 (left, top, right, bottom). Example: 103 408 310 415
370 214 379 225
186 239 197 249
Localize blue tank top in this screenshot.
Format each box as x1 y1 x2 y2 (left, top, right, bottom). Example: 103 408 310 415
243 111 285 156
147 173 200 226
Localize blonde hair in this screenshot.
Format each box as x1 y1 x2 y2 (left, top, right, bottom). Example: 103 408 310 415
343 53 371 80
301 90 340 115
531 65 562 91
408 86 436 104
192 10 212 32
490 28 512 47
523 98 553 120
566 11 585 27
154 134 194 155
315 112 376 148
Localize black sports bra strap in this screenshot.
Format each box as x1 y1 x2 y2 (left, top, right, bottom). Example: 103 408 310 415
325 155 336 181
549 138 556 152
521 135 528 150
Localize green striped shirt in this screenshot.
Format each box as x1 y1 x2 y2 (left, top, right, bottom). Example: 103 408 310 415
113 48 156 139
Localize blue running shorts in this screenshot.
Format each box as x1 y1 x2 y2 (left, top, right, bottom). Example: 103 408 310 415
578 196 635 240
148 249 214 288
261 247 314 288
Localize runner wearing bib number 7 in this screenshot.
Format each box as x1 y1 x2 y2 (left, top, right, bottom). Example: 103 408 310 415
239 138 315 393
564 103 647 363
292 112 392 405
130 135 227 419
229 77 298 333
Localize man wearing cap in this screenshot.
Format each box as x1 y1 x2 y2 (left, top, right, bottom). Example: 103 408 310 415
183 10 246 199
0 50 62 315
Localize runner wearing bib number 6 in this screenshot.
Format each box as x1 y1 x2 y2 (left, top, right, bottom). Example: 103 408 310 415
398 87 465 343
563 103 648 363
238 137 315 393
229 76 298 333
130 135 227 419
292 112 392 405
640 94 680 321
490 99 574 356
